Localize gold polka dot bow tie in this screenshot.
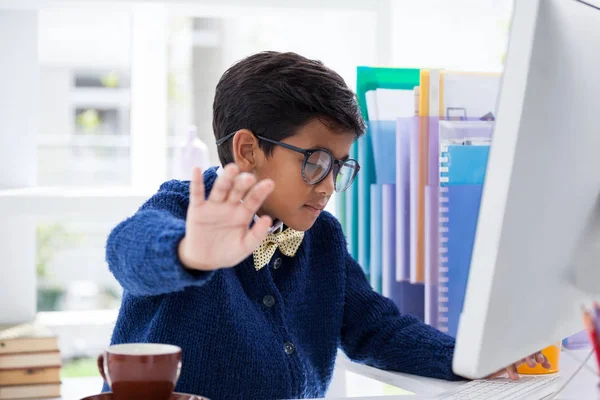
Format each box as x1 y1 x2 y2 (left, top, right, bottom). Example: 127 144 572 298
253 228 305 271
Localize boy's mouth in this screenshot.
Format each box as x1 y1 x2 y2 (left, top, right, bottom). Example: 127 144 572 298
303 203 326 215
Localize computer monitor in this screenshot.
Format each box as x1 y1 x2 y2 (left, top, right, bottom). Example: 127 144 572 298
453 0 600 379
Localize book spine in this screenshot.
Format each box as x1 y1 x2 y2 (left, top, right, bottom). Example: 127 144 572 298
438 143 450 333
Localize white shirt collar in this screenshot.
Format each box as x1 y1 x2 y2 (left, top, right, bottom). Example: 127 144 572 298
215 167 283 234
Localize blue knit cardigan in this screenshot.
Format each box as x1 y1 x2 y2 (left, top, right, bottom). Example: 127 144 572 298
103 167 459 400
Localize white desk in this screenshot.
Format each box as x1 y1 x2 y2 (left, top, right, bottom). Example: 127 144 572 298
59 349 598 399
330 352 462 397
59 377 103 399
324 348 599 399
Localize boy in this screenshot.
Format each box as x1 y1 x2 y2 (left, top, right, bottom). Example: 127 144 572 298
104 52 550 399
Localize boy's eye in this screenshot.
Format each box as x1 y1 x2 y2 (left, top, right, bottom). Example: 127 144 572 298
303 150 332 183
305 162 324 174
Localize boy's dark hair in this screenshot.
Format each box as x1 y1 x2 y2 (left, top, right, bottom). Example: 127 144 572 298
213 51 366 165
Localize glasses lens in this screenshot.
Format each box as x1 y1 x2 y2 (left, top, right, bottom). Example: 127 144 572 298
303 150 332 184
335 159 359 192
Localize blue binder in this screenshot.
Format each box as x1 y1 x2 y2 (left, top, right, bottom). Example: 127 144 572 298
370 184 383 293
438 144 490 337
358 133 375 276
381 183 425 321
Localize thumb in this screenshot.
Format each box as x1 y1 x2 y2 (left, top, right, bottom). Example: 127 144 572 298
241 215 273 254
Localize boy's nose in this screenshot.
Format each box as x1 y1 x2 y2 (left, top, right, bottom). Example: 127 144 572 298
314 169 335 196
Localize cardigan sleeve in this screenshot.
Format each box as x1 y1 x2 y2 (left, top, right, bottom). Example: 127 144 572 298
105 180 215 297
339 252 463 381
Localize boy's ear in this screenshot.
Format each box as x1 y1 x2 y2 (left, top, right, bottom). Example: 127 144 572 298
232 129 261 171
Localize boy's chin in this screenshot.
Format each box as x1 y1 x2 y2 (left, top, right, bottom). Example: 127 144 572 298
283 214 320 232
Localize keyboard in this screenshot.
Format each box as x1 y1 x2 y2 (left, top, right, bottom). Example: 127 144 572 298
437 375 561 400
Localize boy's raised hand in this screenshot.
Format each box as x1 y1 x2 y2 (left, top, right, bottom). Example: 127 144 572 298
178 164 275 271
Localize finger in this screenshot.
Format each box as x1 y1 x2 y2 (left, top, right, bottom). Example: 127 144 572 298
535 352 545 364
487 369 506 379
189 167 205 208
241 215 273 253
241 179 275 215
507 365 520 381
540 355 552 369
525 356 537 368
227 173 257 204
208 164 239 203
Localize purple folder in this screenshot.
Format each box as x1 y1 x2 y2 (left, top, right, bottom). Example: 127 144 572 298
425 185 439 327
382 183 425 321
395 118 411 282
408 117 419 283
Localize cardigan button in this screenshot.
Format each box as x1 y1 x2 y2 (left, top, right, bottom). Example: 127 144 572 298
263 295 275 308
284 342 295 355
273 258 282 269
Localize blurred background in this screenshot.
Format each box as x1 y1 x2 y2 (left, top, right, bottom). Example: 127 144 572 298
0 0 512 388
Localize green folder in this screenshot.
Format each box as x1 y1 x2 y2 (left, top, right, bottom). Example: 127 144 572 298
347 67 421 278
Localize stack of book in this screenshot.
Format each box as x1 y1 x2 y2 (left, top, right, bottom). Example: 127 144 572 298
0 324 61 399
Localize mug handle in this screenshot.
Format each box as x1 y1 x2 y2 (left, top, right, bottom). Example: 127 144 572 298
97 354 108 384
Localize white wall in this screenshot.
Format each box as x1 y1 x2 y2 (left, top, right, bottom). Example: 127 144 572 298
38 7 131 69
391 0 513 72
0 9 39 324
130 4 168 189
219 9 377 90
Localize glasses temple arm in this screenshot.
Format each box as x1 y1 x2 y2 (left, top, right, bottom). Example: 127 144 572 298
215 131 238 146
256 136 308 155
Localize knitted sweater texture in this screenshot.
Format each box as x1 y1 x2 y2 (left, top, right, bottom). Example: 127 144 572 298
103 167 459 400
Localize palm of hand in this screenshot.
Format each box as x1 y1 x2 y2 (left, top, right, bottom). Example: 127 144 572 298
178 165 275 271
185 201 259 268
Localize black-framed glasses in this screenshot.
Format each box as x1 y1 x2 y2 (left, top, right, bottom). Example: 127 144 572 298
216 131 360 193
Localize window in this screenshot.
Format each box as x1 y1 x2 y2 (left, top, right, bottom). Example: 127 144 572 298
1 1 381 378
0 0 512 387
38 8 133 187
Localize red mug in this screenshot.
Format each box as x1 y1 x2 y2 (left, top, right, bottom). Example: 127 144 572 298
97 343 182 400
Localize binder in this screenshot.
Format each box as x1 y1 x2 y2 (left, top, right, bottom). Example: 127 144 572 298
381 183 425 321
371 88 414 184
409 116 420 285
395 115 412 282
353 67 421 277
411 71 434 284
370 89 414 284
370 184 383 293
431 73 500 288
381 183 397 300
438 129 491 337
420 69 442 326
438 71 501 120
346 154 357 260
362 88 413 276
336 192 347 238
424 184 439 326
394 89 428 321
357 132 372 273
